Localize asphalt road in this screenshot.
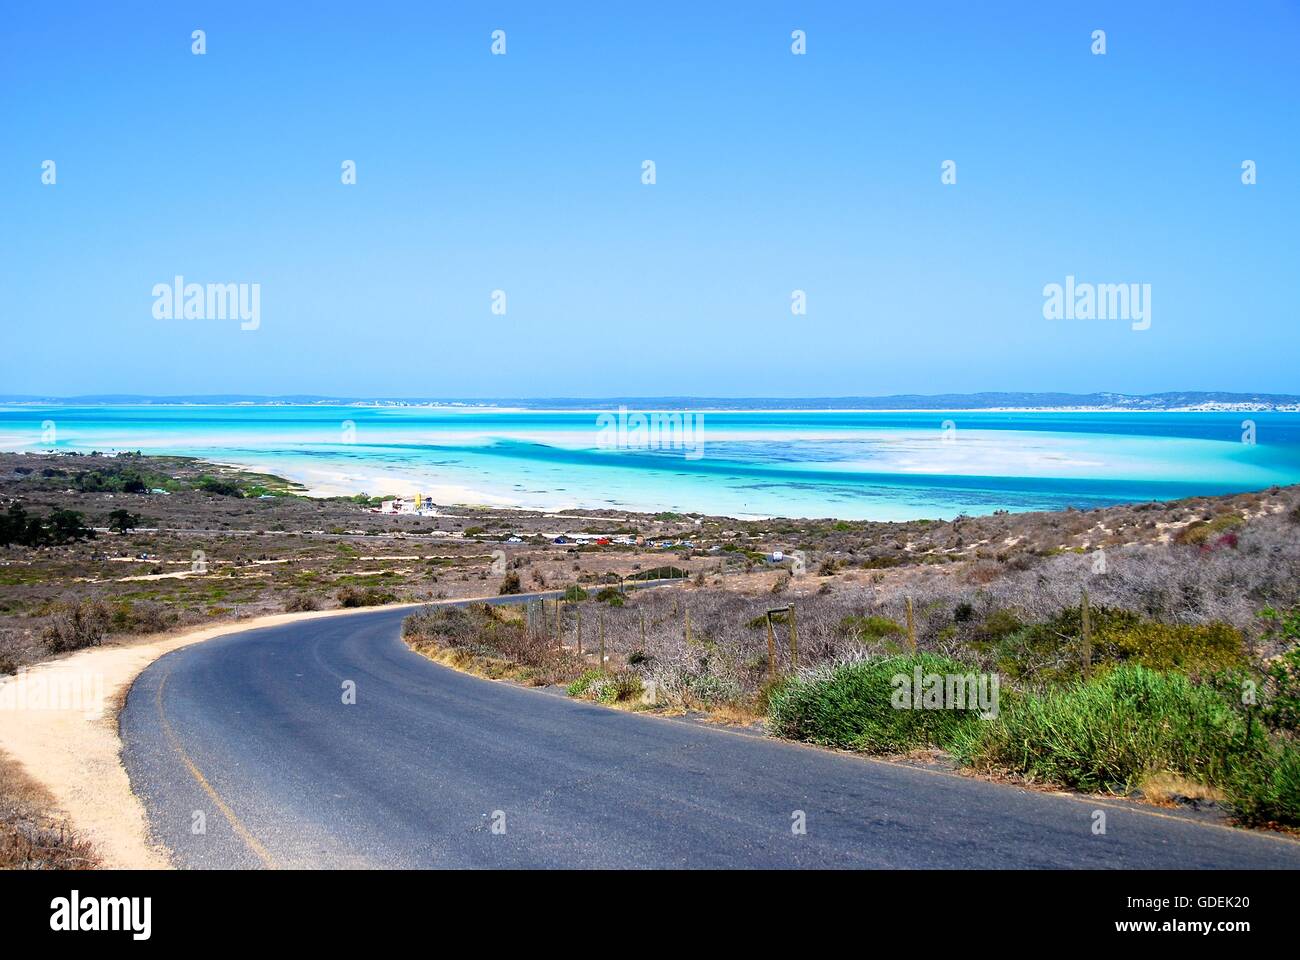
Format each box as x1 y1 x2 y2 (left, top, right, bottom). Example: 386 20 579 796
120 604 1300 869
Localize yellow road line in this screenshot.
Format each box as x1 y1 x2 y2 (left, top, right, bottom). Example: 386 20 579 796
154 669 278 869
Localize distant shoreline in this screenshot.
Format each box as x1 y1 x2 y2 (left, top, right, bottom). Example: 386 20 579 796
4 402 1300 414
3 390 1300 414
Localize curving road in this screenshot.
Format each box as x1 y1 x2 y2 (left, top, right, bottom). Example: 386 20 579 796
121 603 1300 869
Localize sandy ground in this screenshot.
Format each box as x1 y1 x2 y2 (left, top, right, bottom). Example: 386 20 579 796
0 603 421 869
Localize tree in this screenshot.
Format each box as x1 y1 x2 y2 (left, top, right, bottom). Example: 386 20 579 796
107 509 143 535
46 509 96 544
0 504 95 547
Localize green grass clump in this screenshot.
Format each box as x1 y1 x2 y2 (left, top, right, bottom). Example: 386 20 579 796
952 664 1246 794
1176 513 1243 545
566 670 603 697
767 653 988 753
838 615 905 643
1223 740 1300 826
590 672 643 704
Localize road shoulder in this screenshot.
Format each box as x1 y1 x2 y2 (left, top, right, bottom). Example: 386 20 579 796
0 603 420 869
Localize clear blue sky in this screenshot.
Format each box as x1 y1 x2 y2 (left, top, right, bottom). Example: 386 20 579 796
2 1 1297 398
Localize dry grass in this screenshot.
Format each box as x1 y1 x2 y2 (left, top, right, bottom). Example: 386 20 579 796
404 637 546 685
1137 771 1226 808
0 748 99 869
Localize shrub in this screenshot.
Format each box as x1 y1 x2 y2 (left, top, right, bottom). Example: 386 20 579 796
1176 513 1243 546
768 653 987 753
498 571 522 595
1262 647 1300 734
404 603 574 678
1223 740 1300 826
594 587 625 606
197 476 243 497
336 585 396 608
562 584 588 602
684 671 743 706
838 615 904 643
566 670 603 697
589 671 643 704
975 606 1243 683
1100 620 1244 676
403 605 477 643
954 664 1246 794
284 594 321 613
108 599 180 634
41 599 111 654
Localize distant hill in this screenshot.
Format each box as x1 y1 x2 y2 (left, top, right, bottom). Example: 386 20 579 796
3 392 1299 411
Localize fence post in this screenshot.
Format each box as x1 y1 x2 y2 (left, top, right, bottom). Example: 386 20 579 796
767 615 778 682
685 607 692 645
599 609 606 673
576 605 583 657
1081 587 1092 680
640 609 646 647
905 597 916 651
789 602 798 669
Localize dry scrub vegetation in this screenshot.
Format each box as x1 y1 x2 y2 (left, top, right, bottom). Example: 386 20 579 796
0 749 98 869
5 451 1300 833
404 492 1300 827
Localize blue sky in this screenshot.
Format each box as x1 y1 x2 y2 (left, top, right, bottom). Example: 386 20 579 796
2 1 1297 398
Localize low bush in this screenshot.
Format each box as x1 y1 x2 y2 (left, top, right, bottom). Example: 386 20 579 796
954 664 1246 794
972 606 1244 683
767 653 987 753
1223 740 1300 826
1101 620 1244 676
41 599 111 654
1176 513 1243 546
684 671 743 706
838 615 904 644
566 670 603 697
197 476 243 497
588 671 643 704
336 585 396 608
108 599 180 635
594 587 625 606
404 603 582 684
283 594 321 613
403 605 477 643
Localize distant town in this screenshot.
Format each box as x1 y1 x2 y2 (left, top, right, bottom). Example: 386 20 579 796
6 391 1300 412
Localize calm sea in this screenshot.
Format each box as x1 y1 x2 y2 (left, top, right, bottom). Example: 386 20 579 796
3 405 1298 520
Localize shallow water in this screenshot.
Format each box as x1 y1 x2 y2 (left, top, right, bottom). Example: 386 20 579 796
3 405 1298 520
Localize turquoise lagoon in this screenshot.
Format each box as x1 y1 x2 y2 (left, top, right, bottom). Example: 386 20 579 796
2 406 1298 521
